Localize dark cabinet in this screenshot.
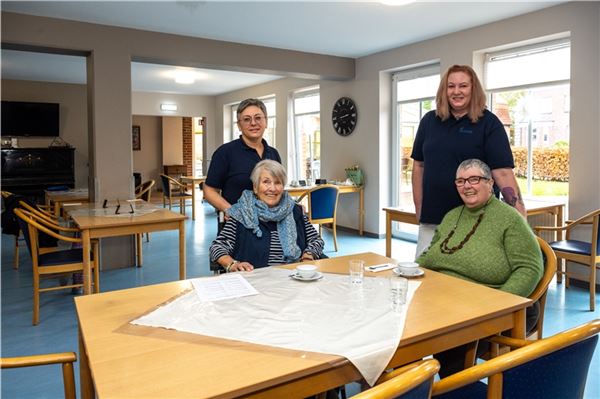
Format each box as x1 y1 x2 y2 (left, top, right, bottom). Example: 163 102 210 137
1 147 75 202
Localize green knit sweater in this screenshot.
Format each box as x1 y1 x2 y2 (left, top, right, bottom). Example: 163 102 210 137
417 196 543 297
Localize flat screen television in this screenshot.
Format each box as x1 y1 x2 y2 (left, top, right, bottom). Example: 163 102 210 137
1 101 60 137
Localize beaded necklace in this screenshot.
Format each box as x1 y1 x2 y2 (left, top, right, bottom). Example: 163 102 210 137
439 203 488 255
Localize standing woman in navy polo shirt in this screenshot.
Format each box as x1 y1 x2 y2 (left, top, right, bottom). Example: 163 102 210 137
411 65 526 258
204 98 281 215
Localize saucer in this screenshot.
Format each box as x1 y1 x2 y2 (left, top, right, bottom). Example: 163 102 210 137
392 267 424 278
290 271 324 281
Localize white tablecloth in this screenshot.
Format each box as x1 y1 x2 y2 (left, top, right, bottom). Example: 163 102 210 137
132 267 421 385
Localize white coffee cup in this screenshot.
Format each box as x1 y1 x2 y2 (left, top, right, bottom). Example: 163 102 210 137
296 264 318 279
398 262 420 275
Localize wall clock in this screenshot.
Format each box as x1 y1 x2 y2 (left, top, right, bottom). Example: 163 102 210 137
332 97 357 136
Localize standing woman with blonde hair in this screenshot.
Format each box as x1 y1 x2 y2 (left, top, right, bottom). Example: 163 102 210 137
411 64 525 257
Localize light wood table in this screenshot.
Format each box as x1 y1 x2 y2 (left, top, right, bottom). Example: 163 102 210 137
75 252 529 399
287 185 364 235
68 202 186 295
180 176 206 221
45 188 90 217
383 199 566 258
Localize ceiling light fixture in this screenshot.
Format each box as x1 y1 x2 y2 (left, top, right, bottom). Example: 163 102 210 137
161 103 177 111
380 0 416 5
174 70 195 84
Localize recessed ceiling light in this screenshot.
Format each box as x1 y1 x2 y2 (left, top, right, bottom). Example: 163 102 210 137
380 0 416 5
174 70 195 84
161 103 177 111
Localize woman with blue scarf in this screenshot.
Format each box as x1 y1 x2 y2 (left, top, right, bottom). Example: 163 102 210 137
209 160 324 272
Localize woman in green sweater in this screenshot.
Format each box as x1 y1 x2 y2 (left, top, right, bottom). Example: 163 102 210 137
417 158 543 376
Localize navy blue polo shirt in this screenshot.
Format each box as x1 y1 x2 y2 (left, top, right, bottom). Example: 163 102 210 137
205 136 281 205
411 109 514 225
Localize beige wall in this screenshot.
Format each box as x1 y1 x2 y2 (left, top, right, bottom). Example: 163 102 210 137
1 79 89 188
162 116 183 166
2 3 598 251
132 115 162 191
206 2 600 241
1 11 353 202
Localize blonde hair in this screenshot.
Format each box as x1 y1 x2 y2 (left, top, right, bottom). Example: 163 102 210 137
435 65 487 123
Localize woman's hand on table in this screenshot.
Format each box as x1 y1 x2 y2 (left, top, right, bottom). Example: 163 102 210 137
229 261 254 272
301 252 315 261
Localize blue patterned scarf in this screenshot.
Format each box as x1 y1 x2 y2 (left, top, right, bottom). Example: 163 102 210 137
228 190 301 262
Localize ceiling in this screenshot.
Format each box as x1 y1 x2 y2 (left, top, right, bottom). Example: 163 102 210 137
1 1 564 96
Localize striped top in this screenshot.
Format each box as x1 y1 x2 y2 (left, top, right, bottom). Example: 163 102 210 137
210 214 324 266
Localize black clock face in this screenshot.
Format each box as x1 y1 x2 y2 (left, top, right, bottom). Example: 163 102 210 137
332 97 357 136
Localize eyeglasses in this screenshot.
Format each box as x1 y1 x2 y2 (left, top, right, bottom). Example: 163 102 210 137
454 176 489 187
239 115 265 125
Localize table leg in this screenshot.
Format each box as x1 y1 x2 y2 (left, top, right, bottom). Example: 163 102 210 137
136 233 143 267
191 183 196 220
79 326 95 399
82 229 92 295
359 188 364 235
509 308 527 339
386 211 392 258
179 220 186 280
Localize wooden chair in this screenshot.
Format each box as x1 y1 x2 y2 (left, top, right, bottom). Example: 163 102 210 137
535 208 600 311
159 174 192 215
432 319 600 399
463 236 558 366
354 359 440 399
135 179 155 241
135 179 155 202
14 208 99 325
1 352 77 399
297 184 340 251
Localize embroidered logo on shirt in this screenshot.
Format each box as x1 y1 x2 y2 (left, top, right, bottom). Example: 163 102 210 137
458 127 473 134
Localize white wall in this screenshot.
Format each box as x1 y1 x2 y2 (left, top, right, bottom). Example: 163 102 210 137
162 116 183 165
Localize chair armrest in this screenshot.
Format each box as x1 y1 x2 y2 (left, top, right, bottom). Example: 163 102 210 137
375 359 433 384
534 225 567 233
1 352 77 369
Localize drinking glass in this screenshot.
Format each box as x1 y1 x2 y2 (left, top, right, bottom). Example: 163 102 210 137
349 259 364 284
390 277 408 311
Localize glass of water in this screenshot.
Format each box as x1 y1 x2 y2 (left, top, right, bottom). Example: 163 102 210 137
390 277 408 311
349 259 365 284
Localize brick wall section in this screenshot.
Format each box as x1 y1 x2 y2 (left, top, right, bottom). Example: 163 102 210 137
182 117 193 176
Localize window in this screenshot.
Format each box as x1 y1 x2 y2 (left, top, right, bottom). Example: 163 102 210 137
391 65 440 239
228 95 276 145
289 87 320 182
485 39 570 197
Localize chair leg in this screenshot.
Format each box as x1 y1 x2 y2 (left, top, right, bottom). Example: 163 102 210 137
332 222 338 252
557 258 564 284
33 271 40 326
13 236 19 269
145 232 150 242
136 233 143 267
590 261 596 312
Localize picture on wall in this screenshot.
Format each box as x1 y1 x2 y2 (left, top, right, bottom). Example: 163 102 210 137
132 125 141 151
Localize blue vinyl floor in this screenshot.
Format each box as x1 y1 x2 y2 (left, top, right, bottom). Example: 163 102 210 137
1 200 599 398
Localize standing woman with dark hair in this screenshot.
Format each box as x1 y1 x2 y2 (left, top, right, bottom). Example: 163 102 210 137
411 64 525 257
204 98 281 215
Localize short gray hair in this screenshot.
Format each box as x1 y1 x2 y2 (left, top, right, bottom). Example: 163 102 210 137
251 160 286 188
236 98 267 121
457 159 492 179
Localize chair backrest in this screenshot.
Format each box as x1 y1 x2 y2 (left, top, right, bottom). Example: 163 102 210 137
1 352 77 399
353 359 440 399
135 180 155 202
304 184 339 222
528 236 558 338
159 174 172 196
432 319 600 399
